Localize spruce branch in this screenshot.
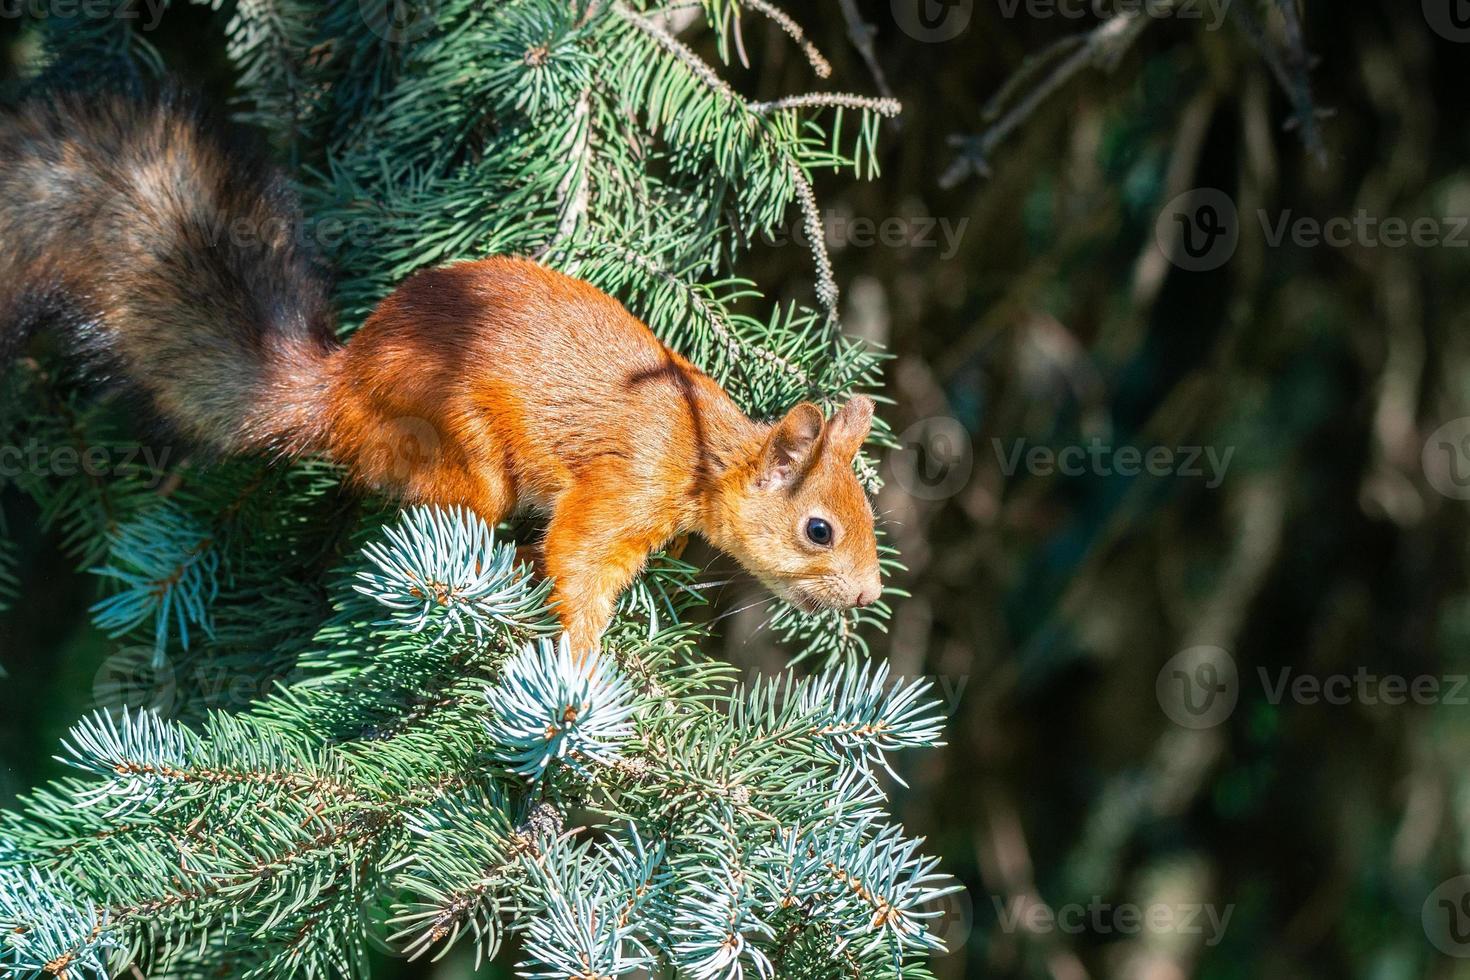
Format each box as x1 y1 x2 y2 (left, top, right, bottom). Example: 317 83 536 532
225 0 320 154
813 822 959 963
89 505 220 663
355 506 555 641
58 709 371 814
0 867 120 980
790 163 839 314
388 788 519 963
615 3 740 101
749 93 901 116
0 3 949 976
484 638 639 779
670 864 776 980
739 0 831 78
518 834 657 979
548 90 595 248
611 0 880 318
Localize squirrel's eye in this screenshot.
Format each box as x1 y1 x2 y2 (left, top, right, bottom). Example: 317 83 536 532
804 517 833 546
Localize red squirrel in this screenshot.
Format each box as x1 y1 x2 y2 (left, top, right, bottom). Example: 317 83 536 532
0 91 883 655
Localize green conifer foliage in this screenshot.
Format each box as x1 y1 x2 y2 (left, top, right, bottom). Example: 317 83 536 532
0 2 954 976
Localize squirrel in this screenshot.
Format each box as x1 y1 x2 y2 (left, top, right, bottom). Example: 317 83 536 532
0 90 883 655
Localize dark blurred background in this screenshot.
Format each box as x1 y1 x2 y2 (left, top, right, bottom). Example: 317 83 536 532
5 1 1470 978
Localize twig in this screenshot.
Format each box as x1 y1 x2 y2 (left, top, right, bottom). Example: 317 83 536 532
749 93 901 116
835 0 893 100
546 92 593 251
1228 0 1328 164
981 33 1087 123
942 10 1155 188
789 163 839 315
614 1 856 319
616 4 739 101
743 0 831 78
561 237 817 393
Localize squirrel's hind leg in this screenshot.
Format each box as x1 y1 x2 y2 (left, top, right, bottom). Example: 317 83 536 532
343 413 519 528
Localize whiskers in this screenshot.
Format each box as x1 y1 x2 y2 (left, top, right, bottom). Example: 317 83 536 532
873 506 904 531
694 553 849 650
708 593 781 625
791 571 849 610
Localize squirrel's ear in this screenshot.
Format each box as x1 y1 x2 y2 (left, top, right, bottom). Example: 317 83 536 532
758 402 825 490
826 395 874 461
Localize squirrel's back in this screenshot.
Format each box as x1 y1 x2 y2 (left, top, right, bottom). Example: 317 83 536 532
0 89 885 653
0 90 338 454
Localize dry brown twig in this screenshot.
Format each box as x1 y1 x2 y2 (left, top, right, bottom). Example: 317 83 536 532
942 7 1158 187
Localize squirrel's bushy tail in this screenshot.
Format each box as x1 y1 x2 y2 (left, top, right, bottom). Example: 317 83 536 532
0 89 340 455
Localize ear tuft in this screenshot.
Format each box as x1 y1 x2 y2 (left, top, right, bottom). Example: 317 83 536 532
828 394 874 460
758 402 824 490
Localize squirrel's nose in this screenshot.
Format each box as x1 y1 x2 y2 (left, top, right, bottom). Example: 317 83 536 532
855 578 882 607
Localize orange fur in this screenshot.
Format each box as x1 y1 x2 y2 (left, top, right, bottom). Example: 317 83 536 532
0 96 879 655
321 257 882 655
